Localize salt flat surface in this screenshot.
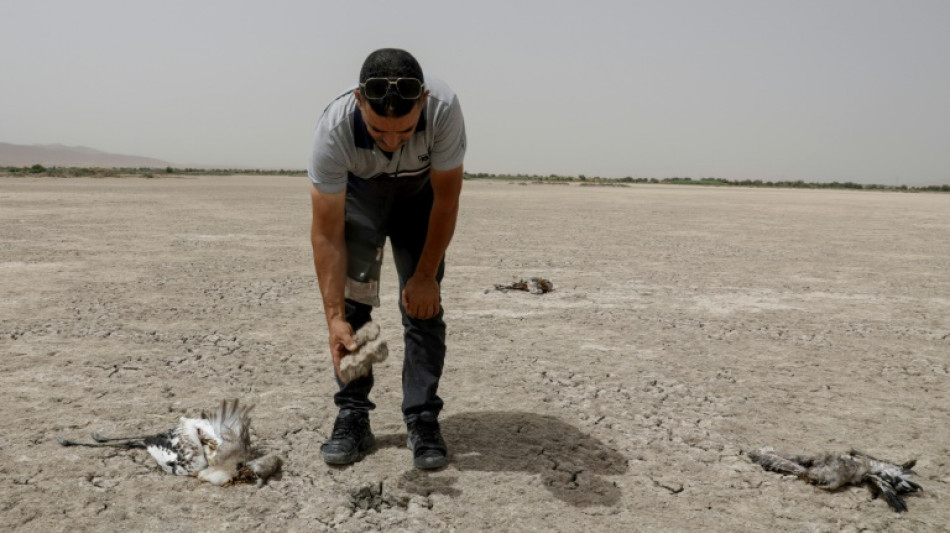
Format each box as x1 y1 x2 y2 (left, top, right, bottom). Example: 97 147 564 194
2 176 948 531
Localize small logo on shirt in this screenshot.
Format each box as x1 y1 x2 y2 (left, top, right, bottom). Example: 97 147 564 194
418 154 430 163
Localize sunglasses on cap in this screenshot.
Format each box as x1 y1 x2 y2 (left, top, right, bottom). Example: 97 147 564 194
359 78 425 100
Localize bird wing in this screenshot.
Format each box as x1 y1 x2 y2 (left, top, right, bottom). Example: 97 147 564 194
866 458 922 495
205 399 253 466
144 431 186 475
171 417 217 474
866 474 909 512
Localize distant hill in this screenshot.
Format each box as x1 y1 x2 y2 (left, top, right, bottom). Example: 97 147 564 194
0 142 174 168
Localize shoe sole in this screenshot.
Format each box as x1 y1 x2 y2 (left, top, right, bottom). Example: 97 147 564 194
414 455 448 470
407 436 448 470
322 434 376 465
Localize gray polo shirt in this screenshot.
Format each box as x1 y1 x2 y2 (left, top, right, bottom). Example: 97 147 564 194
308 77 466 194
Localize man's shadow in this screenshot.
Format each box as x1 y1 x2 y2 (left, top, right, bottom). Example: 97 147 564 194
388 411 628 507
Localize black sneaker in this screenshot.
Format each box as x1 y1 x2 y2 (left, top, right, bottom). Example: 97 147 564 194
321 409 375 465
406 411 448 470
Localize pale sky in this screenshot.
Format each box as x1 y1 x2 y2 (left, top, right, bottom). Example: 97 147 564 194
2 0 948 185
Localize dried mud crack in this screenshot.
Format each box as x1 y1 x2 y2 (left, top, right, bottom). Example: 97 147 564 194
2 177 948 532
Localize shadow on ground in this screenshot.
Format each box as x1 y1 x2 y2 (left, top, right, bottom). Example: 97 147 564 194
407 411 629 507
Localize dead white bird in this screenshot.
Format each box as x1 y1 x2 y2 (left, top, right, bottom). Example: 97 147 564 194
338 321 388 383
58 399 281 487
749 446 922 512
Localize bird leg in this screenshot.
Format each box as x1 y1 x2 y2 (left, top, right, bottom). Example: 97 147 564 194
57 436 145 449
747 447 808 477
92 432 152 443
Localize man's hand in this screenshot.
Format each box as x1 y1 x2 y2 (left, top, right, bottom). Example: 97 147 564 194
401 274 441 320
328 318 358 381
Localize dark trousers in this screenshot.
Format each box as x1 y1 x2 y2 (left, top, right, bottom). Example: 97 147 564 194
333 173 447 419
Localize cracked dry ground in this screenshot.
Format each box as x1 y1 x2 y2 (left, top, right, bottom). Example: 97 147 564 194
2 176 948 532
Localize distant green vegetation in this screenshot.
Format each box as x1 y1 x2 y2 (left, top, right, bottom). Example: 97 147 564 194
0 165 306 178
462 172 950 193
2 165 946 193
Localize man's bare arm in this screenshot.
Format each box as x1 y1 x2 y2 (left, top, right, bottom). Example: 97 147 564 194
402 165 463 319
309 186 357 377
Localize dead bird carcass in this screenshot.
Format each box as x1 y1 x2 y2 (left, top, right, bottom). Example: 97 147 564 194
493 277 554 294
58 399 282 487
338 321 389 383
749 446 922 512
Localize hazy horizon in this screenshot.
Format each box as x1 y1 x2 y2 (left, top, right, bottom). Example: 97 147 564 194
2 1 948 186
